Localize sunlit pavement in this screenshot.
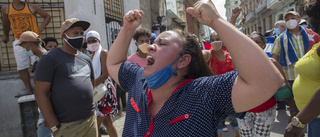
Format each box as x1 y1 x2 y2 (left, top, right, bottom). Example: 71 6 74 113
102 113 125 137
215 108 307 137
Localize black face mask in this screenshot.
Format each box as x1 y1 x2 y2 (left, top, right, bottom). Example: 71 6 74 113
64 33 84 50
82 42 87 49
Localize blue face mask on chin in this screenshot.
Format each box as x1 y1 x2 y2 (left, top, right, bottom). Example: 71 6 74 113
145 54 184 89
24 43 34 56
24 48 34 56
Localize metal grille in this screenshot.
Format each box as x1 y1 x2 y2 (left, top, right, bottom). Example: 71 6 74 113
104 0 123 50
0 0 64 72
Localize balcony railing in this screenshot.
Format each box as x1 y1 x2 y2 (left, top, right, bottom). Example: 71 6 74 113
256 0 267 13
246 11 255 22
267 0 281 9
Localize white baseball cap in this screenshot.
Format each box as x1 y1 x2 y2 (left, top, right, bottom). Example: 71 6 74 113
86 30 101 41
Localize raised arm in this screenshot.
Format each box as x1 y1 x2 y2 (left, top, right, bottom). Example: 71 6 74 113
230 7 242 26
107 10 143 84
186 0 283 112
32 4 51 32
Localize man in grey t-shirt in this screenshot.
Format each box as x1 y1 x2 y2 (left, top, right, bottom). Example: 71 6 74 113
35 18 98 137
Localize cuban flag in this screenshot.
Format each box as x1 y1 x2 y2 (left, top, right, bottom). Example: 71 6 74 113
265 36 275 58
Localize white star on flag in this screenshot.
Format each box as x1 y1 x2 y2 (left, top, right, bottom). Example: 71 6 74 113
308 34 315 42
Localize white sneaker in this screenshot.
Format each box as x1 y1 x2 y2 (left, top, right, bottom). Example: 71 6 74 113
222 127 228 132
225 121 230 126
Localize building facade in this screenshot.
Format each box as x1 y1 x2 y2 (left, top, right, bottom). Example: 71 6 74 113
140 0 204 40
140 0 186 34
240 0 298 35
225 0 241 23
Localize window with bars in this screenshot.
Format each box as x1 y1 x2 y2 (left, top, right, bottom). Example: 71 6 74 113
104 0 123 50
104 0 123 24
0 0 65 72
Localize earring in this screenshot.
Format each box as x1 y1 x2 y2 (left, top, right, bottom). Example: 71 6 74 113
173 71 178 76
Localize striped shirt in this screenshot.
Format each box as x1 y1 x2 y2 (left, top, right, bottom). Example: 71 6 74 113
271 31 305 80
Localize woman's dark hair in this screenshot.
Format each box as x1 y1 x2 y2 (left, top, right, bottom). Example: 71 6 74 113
264 29 274 37
173 29 213 78
42 37 58 48
251 32 266 45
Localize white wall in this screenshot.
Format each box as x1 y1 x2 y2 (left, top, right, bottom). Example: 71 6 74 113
64 0 141 56
64 0 108 49
124 0 140 56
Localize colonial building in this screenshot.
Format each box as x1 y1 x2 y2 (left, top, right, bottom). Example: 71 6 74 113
240 0 298 35
140 0 204 41
225 0 241 25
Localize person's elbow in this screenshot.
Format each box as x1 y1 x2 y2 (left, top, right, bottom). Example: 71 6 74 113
34 81 51 99
45 14 51 21
35 89 49 104
35 88 48 98
275 73 285 87
255 65 284 96
269 69 285 94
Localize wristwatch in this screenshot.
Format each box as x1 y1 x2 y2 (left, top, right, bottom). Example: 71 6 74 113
291 116 306 128
50 123 61 133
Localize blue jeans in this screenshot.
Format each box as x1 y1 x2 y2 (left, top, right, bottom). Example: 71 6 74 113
217 115 239 134
307 118 320 137
37 112 53 137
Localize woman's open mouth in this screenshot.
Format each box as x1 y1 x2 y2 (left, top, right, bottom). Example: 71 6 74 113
146 55 154 66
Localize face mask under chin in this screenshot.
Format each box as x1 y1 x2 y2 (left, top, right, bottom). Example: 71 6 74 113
145 54 184 89
24 43 35 56
24 44 34 56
